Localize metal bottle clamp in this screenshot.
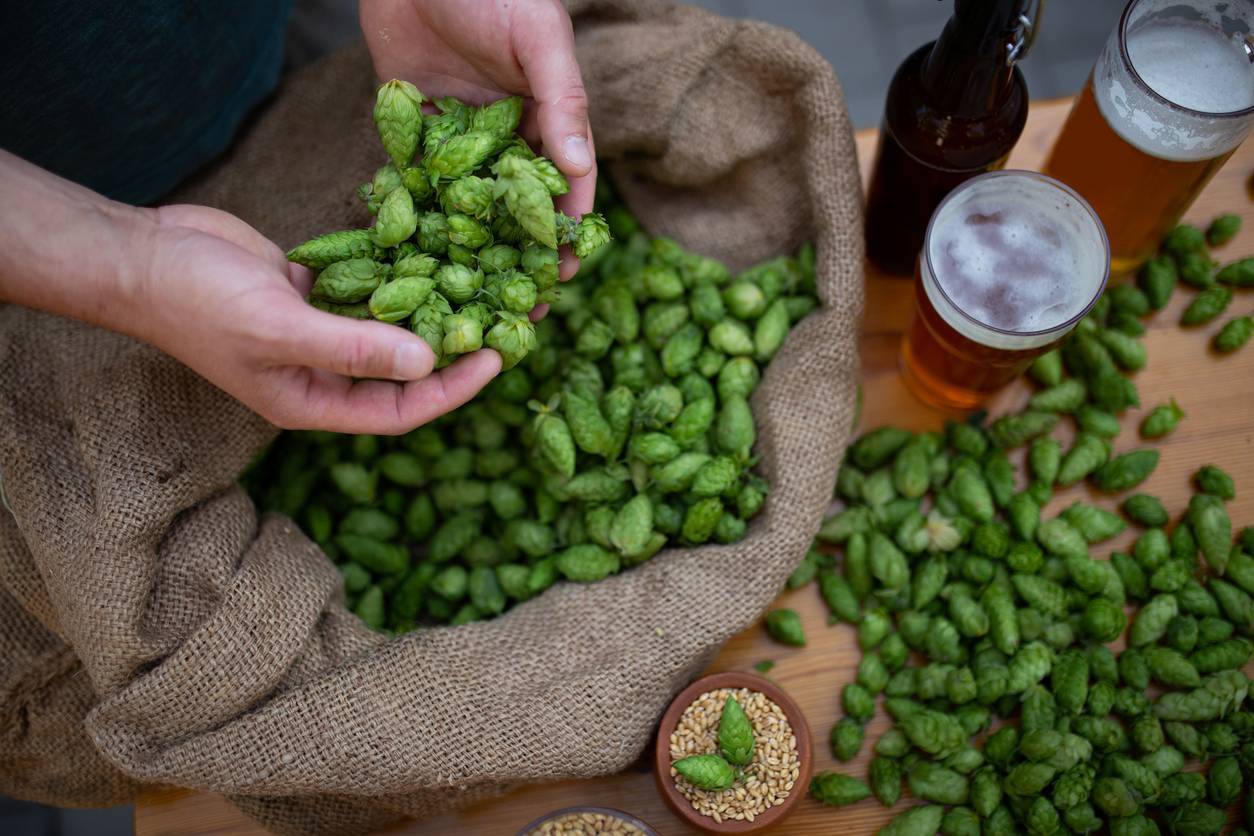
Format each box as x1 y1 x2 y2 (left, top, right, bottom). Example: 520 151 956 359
1006 0 1045 65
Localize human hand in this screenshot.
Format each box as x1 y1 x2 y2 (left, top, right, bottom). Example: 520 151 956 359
128 204 500 433
360 0 595 281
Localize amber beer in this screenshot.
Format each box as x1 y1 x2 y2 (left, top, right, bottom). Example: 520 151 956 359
1045 0 1254 275
902 171 1109 410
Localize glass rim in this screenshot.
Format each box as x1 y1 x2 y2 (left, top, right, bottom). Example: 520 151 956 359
1117 0 1254 120
922 169 1111 341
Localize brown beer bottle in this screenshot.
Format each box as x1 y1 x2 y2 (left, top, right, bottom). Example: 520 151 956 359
865 0 1039 275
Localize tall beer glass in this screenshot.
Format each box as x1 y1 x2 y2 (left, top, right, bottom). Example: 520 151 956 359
902 171 1109 410
1045 0 1254 275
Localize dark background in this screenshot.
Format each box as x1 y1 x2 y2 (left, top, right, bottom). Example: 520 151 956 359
2 0 1120 833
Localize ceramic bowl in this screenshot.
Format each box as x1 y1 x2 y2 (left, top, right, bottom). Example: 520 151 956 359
653 671 812 833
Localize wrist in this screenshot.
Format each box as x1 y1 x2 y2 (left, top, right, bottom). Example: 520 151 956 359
91 200 162 338
0 150 159 335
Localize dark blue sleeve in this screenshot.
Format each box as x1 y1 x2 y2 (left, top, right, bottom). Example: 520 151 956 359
0 0 297 205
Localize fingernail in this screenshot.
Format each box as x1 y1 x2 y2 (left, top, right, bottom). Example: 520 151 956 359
393 343 429 379
562 135 591 171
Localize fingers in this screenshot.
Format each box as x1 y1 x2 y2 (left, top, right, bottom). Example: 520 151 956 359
287 261 314 296
264 297 436 382
554 129 598 218
557 245 580 281
512 1 593 179
286 350 502 435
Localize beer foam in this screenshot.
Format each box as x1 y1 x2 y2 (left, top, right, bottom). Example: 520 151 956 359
1094 1 1254 162
1129 22 1254 114
923 173 1107 351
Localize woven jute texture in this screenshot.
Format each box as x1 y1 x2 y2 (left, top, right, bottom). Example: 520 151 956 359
0 1 863 832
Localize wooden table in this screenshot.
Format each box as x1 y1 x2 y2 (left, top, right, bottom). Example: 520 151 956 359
135 97 1254 835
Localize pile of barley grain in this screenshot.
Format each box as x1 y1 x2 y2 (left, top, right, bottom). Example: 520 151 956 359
526 810 647 835
668 687 800 823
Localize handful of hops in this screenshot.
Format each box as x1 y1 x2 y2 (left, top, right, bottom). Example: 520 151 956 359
286 80 612 369
245 184 821 629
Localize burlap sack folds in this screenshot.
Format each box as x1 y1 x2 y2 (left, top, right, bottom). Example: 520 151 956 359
0 0 864 831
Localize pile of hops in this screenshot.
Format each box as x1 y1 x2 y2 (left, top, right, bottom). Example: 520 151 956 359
245 183 821 630
795 215 1254 835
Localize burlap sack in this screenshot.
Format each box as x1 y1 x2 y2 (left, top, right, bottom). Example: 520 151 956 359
0 1 863 831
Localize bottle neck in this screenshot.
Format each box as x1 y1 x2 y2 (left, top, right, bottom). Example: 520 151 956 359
921 0 1031 118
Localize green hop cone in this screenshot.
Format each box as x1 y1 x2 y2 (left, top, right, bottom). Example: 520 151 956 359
1165 223 1206 257
716 396 756 459
468 95 523 141
359 162 403 213
682 496 724 543
1194 464 1235 500
441 313 483 356
765 608 805 646
409 294 451 362
1092 449 1159 493
529 156 571 196
371 184 418 248
1137 255 1177 309
478 243 521 274
1028 349 1063 385
829 717 865 761
310 258 385 303
754 298 790 362
1217 257 1254 286
1214 315 1253 353
393 252 439 279
440 175 495 219
447 213 492 249
1206 213 1241 246
400 165 432 202
373 79 424 169
1178 250 1216 287
572 213 612 259
1140 398 1184 438
1189 494 1232 573
987 410 1057 448
435 263 484 304
448 242 479 268
287 229 379 270
672 753 736 792
521 245 559 290
499 274 538 314
717 696 755 766
368 276 434 323
1180 284 1232 325
485 312 537 369
608 494 654 557
880 805 943 836
425 130 499 182
417 211 451 254
554 543 619 582
458 301 496 331
809 772 872 808
495 155 558 248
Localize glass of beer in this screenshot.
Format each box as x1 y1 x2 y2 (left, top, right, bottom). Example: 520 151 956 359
1045 0 1254 275
901 170 1109 410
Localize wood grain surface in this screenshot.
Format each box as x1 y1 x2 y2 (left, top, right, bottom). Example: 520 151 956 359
134 97 1254 836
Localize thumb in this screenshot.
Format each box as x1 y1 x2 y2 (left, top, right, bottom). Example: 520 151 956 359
514 2 592 177
264 296 436 381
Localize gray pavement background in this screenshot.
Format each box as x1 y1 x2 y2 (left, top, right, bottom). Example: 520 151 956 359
4 2 1118 834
